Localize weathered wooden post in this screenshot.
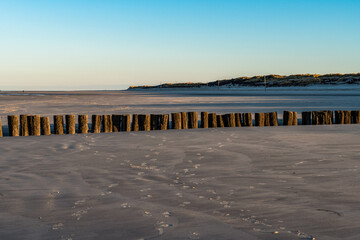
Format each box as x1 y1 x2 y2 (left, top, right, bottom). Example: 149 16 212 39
40 117 51 135
292 112 298 125
167 114 170 130
229 113 236 127
302 112 311 125
112 115 121 132
188 112 198 129
283 111 293 126
102 115 113 133
269 112 278 126
223 114 230 127
235 113 242 127
122 114 131 132
318 111 326 124
54 115 64 135
208 113 217 128
335 110 344 124
264 113 270 126
78 115 88 134
0 117 2 137
92 115 101 133
243 113 253 127
255 113 265 127
351 111 360 124
65 115 76 134
181 112 188 129
217 115 225 127
8 115 19 136
327 110 333 124
28 115 41 136
139 114 150 131
151 114 159 130
132 114 139 131
344 111 352 124
312 111 319 125
159 114 169 130
201 112 209 128
171 113 182 129
20 114 29 136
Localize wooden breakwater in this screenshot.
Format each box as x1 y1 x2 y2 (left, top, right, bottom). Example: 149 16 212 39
1 110 360 137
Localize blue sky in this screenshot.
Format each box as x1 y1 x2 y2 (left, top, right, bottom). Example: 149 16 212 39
0 0 359 90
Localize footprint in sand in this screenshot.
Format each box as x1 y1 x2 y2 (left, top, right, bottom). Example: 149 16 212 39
52 223 64 230
144 211 152 216
108 183 118 188
73 199 86 208
121 203 130 208
72 207 91 221
188 232 200 240
162 211 172 218
179 201 191 207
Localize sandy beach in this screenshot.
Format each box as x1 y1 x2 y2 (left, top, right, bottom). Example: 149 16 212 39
1 88 360 240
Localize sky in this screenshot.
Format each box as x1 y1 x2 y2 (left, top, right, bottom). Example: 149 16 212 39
0 0 359 90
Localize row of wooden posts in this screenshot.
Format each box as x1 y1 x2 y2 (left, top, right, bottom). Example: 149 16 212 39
1 110 360 137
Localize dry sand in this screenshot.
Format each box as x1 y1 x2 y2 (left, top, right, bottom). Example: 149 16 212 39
0 88 360 239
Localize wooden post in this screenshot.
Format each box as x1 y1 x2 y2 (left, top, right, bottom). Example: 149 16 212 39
302 112 311 125
283 111 293 126
122 114 131 132
112 114 121 132
40 117 51 135
171 113 182 129
139 114 150 131
78 115 88 134
8 115 19 136
292 112 298 125
312 111 319 125
229 113 236 127
243 113 253 127
132 114 139 131
264 113 270 126
217 115 225 127
327 110 334 124
269 112 278 126
92 115 101 133
335 110 344 124
223 114 230 127
150 114 159 130
20 114 29 136
65 115 76 134
188 112 198 129
102 115 112 133
28 115 41 136
344 111 352 124
167 114 170 130
235 113 241 127
0 117 2 137
351 111 360 124
318 111 327 125
159 114 169 130
208 113 217 128
255 113 265 127
54 115 64 135
201 112 209 128
181 112 188 129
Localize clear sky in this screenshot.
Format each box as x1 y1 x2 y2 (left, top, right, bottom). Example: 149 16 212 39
0 0 359 90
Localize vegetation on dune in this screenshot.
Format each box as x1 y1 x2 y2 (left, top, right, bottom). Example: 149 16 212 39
128 73 360 89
